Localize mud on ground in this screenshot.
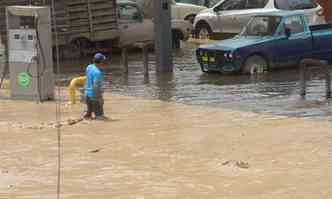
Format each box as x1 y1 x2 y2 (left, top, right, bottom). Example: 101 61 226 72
1 92 332 199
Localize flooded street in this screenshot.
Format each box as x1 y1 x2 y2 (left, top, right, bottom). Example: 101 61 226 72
61 42 332 120
1 94 332 199
1 41 332 199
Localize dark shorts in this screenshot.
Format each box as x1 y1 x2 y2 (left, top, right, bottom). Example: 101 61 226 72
85 96 104 117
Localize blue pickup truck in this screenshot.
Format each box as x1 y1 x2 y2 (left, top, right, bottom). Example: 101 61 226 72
196 11 332 74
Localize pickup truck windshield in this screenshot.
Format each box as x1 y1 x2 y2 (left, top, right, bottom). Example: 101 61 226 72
241 16 282 36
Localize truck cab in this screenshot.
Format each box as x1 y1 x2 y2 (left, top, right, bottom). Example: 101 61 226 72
117 1 153 46
117 0 193 48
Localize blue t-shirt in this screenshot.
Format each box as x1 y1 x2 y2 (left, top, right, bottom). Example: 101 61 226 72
84 64 103 100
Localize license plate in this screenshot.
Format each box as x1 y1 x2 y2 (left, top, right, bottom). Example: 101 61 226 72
202 56 208 62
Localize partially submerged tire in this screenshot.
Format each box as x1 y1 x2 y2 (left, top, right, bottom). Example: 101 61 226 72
242 55 268 75
194 22 212 39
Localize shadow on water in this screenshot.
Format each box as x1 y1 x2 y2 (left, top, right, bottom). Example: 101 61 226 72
57 42 332 120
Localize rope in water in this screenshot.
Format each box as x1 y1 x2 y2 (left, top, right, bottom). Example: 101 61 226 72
50 0 62 199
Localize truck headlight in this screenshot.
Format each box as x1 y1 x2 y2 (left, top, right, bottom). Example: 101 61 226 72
224 51 234 60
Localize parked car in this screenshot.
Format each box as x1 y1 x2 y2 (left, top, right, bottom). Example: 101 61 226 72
196 11 332 74
194 0 326 39
117 0 193 48
131 0 206 23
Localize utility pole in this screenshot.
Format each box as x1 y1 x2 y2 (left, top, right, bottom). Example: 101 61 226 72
154 0 173 73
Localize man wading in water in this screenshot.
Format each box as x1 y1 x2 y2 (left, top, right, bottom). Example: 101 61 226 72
83 53 108 120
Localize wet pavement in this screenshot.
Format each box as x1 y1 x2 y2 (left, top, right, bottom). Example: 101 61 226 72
60 41 332 120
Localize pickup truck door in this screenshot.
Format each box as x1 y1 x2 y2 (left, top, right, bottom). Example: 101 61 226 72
118 3 154 46
272 16 312 67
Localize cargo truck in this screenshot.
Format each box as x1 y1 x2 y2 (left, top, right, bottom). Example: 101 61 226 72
0 0 119 58
0 0 192 58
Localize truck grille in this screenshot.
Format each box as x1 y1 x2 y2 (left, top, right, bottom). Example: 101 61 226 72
197 49 227 66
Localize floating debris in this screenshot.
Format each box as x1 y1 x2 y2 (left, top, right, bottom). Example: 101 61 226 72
67 118 84 126
89 148 102 153
7 117 86 130
222 160 250 169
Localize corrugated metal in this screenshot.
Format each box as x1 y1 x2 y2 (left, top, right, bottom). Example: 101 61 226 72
0 0 118 46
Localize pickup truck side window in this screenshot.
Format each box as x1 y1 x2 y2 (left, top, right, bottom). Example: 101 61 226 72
284 16 305 34
215 0 246 11
118 4 142 22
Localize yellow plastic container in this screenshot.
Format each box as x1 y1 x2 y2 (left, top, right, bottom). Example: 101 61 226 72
68 76 86 104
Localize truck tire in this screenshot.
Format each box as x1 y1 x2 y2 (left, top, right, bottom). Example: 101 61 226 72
185 14 196 24
194 22 212 39
242 55 269 75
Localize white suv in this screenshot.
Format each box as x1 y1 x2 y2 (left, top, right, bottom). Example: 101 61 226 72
194 0 326 39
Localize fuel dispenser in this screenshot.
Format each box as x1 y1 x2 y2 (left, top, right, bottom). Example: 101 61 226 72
6 6 54 101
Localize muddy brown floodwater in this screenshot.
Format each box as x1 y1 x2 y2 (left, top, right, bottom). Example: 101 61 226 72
1 93 332 199
59 42 332 120
1 41 332 198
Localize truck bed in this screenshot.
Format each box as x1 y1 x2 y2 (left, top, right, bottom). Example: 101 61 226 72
309 24 332 32
310 23 332 62
0 0 119 46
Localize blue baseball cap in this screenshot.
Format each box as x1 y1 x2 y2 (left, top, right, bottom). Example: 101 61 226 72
94 53 106 62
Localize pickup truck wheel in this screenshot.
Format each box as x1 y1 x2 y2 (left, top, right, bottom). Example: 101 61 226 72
243 55 268 75
195 23 212 39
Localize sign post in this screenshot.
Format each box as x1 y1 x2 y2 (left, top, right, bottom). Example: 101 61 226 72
154 0 173 73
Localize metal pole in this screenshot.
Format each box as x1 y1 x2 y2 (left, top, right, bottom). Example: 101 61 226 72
142 45 149 76
300 60 306 97
325 65 331 98
299 59 331 98
154 0 173 73
122 47 128 73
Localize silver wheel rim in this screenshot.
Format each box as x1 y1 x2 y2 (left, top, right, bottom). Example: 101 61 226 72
249 63 265 74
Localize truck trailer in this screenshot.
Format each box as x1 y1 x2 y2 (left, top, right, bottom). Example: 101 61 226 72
0 0 119 56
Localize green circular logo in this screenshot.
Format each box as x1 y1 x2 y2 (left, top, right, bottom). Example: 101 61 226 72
17 72 30 88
